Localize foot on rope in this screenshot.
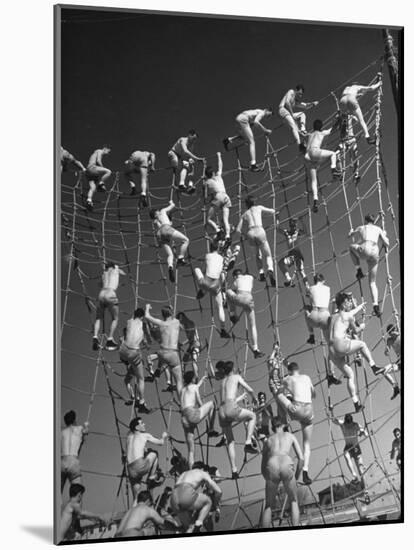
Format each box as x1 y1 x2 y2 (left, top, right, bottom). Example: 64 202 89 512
163 383 176 393
196 289 205 300
331 167 342 180
145 374 155 382
244 442 258 455
249 163 263 173
208 430 220 438
92 337 99 351
391 385 400 400
168 266 175 283
97 183 107 193
136 402 151 414
192 525 202 534
284 280 295 288
268 270 276 287
86 199 93 211
220 328 231 339
140 194 148 207
258 272 266 282
327 374 342 386
176 257 187 267
215 436 227 448
371 365 385 376
302 471 312 485
354 400 364 413
372 305 381 317
222 138 230 151
366 135 376 145
229 314 237 325
312 199 319 213
356 267 365 280
154 367 162 378
231 471 239 480
105 339 118 351
130 185 137 196
307 334 315 345
353 172 361 184
253 349 265 359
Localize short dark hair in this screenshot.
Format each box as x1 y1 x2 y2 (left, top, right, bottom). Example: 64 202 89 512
313 119 323 131
386 324 396 334
134 308 145 319
266 106 274 115
129 417 142 432
232 268 242 278
223 361 234 375
258 391 266 400
365 214 375 224
64 410 76 426
69 483 85 498
137 490 152 503
161 305 173 319
188 129 198 138
215 360 225 373
245 195 255 208
393 428 401 436
205 166 214 179
183 370 195 385
192 461 207 470
314 273 325 284
296 84 305 92
287 362 299 372
149 208 157 220
335 292 350 310
102 144 111 150
344 413 353 423
273 416 285 429
105 261 116 269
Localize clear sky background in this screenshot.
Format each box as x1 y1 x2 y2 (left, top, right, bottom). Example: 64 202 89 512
59 6 401 529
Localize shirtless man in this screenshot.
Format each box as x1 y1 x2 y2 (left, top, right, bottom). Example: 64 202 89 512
234 196 276 286
180 371 219 467
330 412 368 487
226 269 265 358
204 152 232 241
176 312 201 379
116 490 165 538
171 463 222 533
305 273 331 345
256 391 274 440
380 324 401 400
168 130 204 192
349 214 389 317
60 484 106 542
120 308 150 413
194 242 230 339
150 200 189 283
218 361 258 478
93 262 126 351
126 417 167 500
261 417 304 527
85 145 112 210
145 303 184 395
223 108 273 171
60 146 85 174
390 428 401 470
337 113 361 183
329 293 381 411
304 119 341 213
124 150 156 206
277 217 309 290
276 362 315 485
278 85 319 151
61 410 88 492
339 75 382 145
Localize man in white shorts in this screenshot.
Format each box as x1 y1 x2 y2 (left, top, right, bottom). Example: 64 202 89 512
93 262 126 351
261 417 304 527
234 195 276 287
276 362 315 485
204 152 232 241
348 214 389 317
61 410 89 493
278 84 319 152
168 130 204 192
124 149 156 206
304 119 342 213
85 145 112 210
150 200 189 283
223 107 273 171
226 269 265 358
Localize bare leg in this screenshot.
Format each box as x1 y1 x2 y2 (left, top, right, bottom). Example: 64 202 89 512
336 361 358 401
282 113 301 144
283 477 299 526
188 494 212 532
171 365 183 395
239 124 256 164
100 168 112 183
87 181 96 202
222 206 230 238
368 261 379 305
348 339 375 367
278 257 291 282
214 292 226 328
186 431 195 469
162 243 174 268
344 451 358 478
139 166 148 196
349 244 361 266
302 424 313 472
179 167 188 188
354 105 370 138
259 239 273 273
172 229 189 259
238 408 256 444
107 303 119 340
223 425 237 473
247 309 259 351
262 481 278 528
206 206 220 234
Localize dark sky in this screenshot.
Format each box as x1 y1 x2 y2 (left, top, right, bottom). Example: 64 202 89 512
59 7 401 528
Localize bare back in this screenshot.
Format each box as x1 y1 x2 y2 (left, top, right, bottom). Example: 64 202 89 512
88 149 102 166
124 318 144 349
285 374 313 403
355 224 384 244
159 318 180 349
126 432 148 464
102 267 120 290
341 85 363 100
155 208 172 228
307 130 328 150
175 468 207 489
330 311 352 341
206 175 226 195
180 384 198 409
265 431 296 456
244 206 264 228
220 373 241 402
119 503 157 533
309 283 330 308
61 425 84 456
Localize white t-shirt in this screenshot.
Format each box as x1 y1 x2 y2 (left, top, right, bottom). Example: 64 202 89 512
235 274 253 293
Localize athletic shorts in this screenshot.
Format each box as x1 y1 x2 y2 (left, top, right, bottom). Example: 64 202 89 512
97 288 118 308
211 192 232 209
330 337 352 358
127 457 151 483
246 226 267 247
85 164 107 181
120 343 143 368
306 308 330 330
339 95 359 114
352 241 379 264
219 399 242 427
268 372 281 395
287 401 313 426
181 406 201 431
61 455 81 484
196 271 221 295
307 147 330 164
344 443 362 461
262 455 294 483
158 348 181 369
168 151 193 173
157 224 175 245
258 425 270 437
227 290 254 312
171 483 198 512
283 248 304 268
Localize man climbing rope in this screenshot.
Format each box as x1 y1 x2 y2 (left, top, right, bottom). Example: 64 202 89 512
276 362 315 485
61 410 89 493
381 324 401 400
328 293 382 411
204 152 232 241
234 195 276 286
194 241 230 339
348 214 389 317
116 490 166 538
278 84 319 152
304 119 342 213
92 262 126 351
120 307 151 413
218 360 258 478
180 371 219 468
226 269 265 358
305 273 331 345
223 107 273 171
337 113 361 183
168 130 204 193
176 312 201 380
123 149 156 206
60 484 106 542
339 74 382 145
390 428 401 470
150 200 189 283
126 417 167 502
256 391 274 440
144 303 184 395
277 217 310 291
170 462 222 533
85 145 112 210
60 146 85 174
261 417 304 527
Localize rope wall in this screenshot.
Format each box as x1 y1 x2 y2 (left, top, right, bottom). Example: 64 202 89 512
60 57 401 535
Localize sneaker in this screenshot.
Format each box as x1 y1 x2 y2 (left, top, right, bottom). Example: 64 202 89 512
331 168 342 179
244 443 258 455
327 374 342 386
356 268 365 280
253 350 265 359
302 471 312 485
105 339 118 351
268 270 276 287
231 471 239 480
230 314 237 325
92 337 99 351
208 430 220 438
176 257 187 267
163 383 176 393
168 266 175 283
220 328 231 339
222 138 230 151
154 368 162 378
86 200 93 211
307 334 315 345
130 186 137 195
97 183 107 193
124 400 134 406
371 365 385 376
186 185 196 195
258 272 266 282
137 402 151 414
366 136 376 145
178 184 186 192
215 436 227 448
249 163 261 172
354 400 364 413
391 385 400 400
284 280 295 287
312 199 319 213
196 289 205 300
140 194 148 208
192 525 202 534
373 305 381 317
354 173 361 184
144 374 155 382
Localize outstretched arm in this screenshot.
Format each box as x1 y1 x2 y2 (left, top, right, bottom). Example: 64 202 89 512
164 200 176 214
238 376 255 400
150 509 165 528
146 432 168 446
74 158 86 171
203 472 222 499
180 138 203 162
380 228 390 249
144 304 164 327
217 152 223 177
260 206 276 215
253 112 271 135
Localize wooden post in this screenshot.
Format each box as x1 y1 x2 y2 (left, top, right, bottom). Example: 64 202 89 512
382 29 399 114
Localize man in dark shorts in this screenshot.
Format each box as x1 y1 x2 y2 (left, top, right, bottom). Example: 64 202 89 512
390 428 401 470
